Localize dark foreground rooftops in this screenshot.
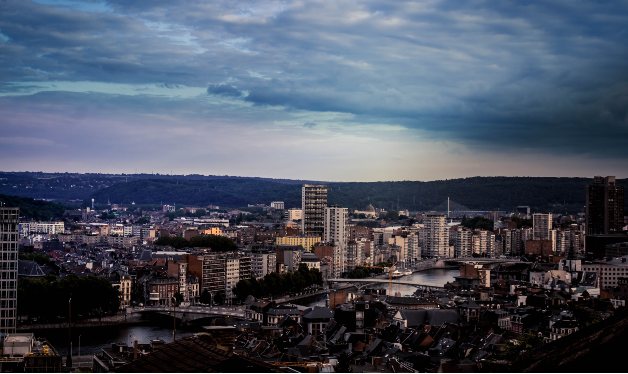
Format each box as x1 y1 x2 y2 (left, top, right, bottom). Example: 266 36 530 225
115 334 286 373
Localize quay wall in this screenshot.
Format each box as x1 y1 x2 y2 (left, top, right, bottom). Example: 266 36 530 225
18 313 146 331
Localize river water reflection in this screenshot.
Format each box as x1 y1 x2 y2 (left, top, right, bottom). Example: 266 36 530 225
307 268 459 307
25 324 204 357
27 268 459 356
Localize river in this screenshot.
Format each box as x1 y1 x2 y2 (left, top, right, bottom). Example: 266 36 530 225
307 268 459 307
26 268 459 356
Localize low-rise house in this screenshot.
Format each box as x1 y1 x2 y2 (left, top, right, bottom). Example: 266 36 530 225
266 305 300 326
147 277 179 306
459 299 480 322
302 306 333 339
548 320 579 341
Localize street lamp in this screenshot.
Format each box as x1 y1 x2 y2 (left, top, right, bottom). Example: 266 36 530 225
67 298 72 368
79 335 81 359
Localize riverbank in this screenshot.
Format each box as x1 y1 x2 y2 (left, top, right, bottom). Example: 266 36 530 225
18 313 148 331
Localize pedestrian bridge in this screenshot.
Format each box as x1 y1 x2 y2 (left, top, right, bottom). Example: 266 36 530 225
127 305 246 321
327 278 445 291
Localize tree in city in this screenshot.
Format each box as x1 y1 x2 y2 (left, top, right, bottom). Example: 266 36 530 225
233 280 253 300
232 267 323 301
135 216 150 225
200 290 212 305
567 302 601 327
462 215 494 230
18 275 121 320
385 210 399 221
503 333 545 361
18 251 50 266
335 352 354 373
173 292 184 305
193 209 206 217
501 216 533 229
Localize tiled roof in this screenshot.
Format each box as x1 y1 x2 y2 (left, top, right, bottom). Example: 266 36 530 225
18 260 45 277
115 335 285 373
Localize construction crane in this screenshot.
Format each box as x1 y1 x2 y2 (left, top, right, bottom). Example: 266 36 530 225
329 261 397 295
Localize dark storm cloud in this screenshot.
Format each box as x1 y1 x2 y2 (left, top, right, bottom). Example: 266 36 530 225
207 84 243 97
2 0 628 160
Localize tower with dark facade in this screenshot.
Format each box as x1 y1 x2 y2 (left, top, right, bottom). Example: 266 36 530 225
302 184 327 237
586 176 625 235
0 206 18 334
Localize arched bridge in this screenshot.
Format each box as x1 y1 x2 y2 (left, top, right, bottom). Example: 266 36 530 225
127 305 246 321
327 278 446 291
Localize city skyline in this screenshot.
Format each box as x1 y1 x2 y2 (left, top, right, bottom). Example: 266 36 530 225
1 0 628 181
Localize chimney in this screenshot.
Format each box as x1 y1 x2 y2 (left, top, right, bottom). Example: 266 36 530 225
134 340 138 360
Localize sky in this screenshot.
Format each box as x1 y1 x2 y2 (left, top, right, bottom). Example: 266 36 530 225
1 0 627 182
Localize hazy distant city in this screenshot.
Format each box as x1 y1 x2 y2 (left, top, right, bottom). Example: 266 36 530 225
2 0 628 372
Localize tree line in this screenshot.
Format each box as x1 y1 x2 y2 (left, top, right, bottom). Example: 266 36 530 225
232 264 323 300
0 194 68 220
19 251 50 266
154 234 237 251
18 274 121 320
461 215 494 231
347 261 394 279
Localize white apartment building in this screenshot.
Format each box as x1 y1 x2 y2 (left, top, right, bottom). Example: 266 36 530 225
324 206 348 276
533 213 552 241
251 250 276 279
270 201 285 210
454 227 472 258
422 214 449 258
390 234 419 266
18 221 64 237
282 249 302 272
178 262 188 301
471 230 496 257
192 218 230 227
132 225 142 238
346 239 372 271
286 209 303 221
582 256 628 289
123 225 133 237
406 233 420 265
141 226 156 239
502 228 523 256
225 258 240 299
554 228 582 255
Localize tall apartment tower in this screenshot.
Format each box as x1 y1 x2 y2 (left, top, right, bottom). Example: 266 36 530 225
533 213 552 241
302 185 327 237
454 227 472 258
0 207 18 334
324 206 347 276
422 214 449 258
586 176 625 235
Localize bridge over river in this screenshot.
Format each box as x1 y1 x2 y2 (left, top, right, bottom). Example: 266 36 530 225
327 278 446 291
127 305 246 322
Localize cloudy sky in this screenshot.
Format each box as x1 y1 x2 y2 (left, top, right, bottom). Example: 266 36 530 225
1 0 627 181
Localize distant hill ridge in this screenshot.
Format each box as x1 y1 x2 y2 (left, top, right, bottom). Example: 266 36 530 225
91 176 626 214
0 172 625 214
